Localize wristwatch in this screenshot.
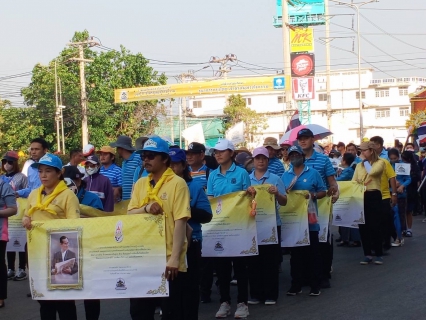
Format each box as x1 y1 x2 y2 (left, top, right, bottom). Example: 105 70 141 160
392 193 397 196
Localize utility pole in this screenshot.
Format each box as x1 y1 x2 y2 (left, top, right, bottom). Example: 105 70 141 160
210 54 236 104
58 78 65 154
281 1 293 129
325 0 332 138
68 38 98 147
54 60 61 153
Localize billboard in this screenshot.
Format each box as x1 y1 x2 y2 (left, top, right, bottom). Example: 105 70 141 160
275 0 325 26
290 27 314 53
114 75 291 103
291 53 315 77
292 77 315 100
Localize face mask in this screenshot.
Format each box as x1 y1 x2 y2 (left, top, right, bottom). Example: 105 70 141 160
86 166 99 176
390 160 397 165
3 163 13 172
291 158 304 167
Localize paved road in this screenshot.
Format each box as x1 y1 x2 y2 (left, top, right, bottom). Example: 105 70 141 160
3 216 426 320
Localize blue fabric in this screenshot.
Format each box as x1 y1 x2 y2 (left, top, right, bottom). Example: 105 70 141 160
122 152 142 200
390 161 411 198
268 157 285 177
281 165 327 231
353 156 363 164
304 150 335 187
77 188 104 210
132 166 149 183
249 170 286 226
393 205 402 239
100 163 122 187
187 180 212 240
30 153 63 171
16 165 41 198
207 162 250 197
337 167 355 181
189 164 209 189
379 148 389 161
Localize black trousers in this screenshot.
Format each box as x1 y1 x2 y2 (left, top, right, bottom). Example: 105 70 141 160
290 231 321 290
183 240 201 320
38 300 77 320
319 232 333 281
84 299 101 320
7 251 27 271
130 271 188 320
0 241 7 299
381 198 394 250
199 256 214 298
215 256 248 304
359 190 383 257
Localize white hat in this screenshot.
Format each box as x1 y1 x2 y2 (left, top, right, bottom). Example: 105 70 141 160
83 144 95 156
213 139 235 151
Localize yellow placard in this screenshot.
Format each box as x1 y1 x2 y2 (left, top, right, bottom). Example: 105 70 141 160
332 181 365 228
317 196 332 242
114 75 291 103
290 27 314 53
253 185 278 245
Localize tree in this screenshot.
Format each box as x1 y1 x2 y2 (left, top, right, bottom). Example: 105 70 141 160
20 30 167 152
222 94 267 144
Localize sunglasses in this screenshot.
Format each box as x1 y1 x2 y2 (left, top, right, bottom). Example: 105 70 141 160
142 153 157 160
2 160 14 165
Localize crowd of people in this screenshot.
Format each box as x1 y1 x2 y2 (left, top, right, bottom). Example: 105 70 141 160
0 130 425 319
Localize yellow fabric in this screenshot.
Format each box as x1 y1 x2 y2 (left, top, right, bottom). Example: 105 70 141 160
128 174 191 272
140 168 175 210
25 187 80 221
380 159 396 199
352 159 385 191
27 181 69 217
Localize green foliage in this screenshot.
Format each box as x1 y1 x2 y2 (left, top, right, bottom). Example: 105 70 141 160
222 94 268 143
3 30 167 154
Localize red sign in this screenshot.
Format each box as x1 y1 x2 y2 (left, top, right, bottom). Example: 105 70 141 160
292 77 315 100
291 53 315 77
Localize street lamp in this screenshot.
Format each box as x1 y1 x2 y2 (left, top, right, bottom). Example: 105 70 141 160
330 0 378 142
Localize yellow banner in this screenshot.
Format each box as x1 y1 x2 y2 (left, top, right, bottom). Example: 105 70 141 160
317 196 332 242
290 27 314 53
332 181 365 228
114 75 291 103
253 185 278 245
28 215 167 300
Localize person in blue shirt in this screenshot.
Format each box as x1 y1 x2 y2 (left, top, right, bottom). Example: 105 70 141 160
169 148 212 320
346 143 362 165
388 148 411 247
281 145 327 297
263 137 285 177
247 147 287 306
206 139 255 319
370 136 390 161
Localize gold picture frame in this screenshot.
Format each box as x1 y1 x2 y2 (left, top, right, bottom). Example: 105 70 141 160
47 227 83 291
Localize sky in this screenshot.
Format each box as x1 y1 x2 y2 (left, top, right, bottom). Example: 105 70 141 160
0 0 425 106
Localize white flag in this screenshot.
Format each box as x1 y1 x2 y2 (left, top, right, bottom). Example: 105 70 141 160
182 123 205 144
226 122 245 145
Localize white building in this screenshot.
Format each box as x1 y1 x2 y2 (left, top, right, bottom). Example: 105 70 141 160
186 69 426 147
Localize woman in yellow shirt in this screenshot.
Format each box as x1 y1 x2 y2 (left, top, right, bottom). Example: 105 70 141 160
22 154 80 320
352 142 385 265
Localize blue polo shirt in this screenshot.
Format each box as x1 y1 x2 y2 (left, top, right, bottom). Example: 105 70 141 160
188 179 213 240
379 148 389 161
122 153 142 200
304 150 335 187
207 162 250 197
133 166 149 183
281 165 327 231
268 157 285 177
100 163 122 188
189 164 210 189
249 170 286 226
336 167 355 181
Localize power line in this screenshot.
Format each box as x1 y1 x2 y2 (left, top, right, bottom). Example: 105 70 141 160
361 8 426 11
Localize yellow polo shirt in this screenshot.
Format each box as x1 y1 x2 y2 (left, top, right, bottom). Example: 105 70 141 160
380 159 396 200
25 188 81 221
352 159 385 191
128 174 191 272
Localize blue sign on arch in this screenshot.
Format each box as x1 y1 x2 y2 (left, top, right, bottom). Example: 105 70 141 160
274 0 325 27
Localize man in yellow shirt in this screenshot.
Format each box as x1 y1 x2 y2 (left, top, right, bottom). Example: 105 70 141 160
128 136 190 320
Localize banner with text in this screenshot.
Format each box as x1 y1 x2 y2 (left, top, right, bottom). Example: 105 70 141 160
290 27 314 53
7 198 27 252
332 181 365 228
253 185 279 245
317 196 332 243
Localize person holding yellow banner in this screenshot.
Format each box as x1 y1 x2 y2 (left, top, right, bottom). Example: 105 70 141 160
206 138 255 319
21 154 80 320
352 141 386 265
127 137 191 320
247 147 287 306
281 146 326 297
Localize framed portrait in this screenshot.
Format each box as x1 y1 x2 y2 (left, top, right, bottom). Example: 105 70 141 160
47 228 83 290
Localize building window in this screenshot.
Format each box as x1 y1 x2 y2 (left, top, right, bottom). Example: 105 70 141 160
244 98 252 106
355 91 366 99
399 87 408 96
375 89 390 98
318 93 327 101
399 107 409 116
278 96 285 103
192 101 202 108
375 108 390 118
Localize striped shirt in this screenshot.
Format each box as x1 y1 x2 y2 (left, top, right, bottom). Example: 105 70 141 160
189 164 209 189
304 150 335 187
100 163 122 188
122 153 142 200
268 157 285 177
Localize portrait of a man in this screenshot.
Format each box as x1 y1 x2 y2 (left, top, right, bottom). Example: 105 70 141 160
49 233 80 286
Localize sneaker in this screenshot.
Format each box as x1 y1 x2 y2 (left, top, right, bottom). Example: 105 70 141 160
309 289 321 296
264 300 276 305
405 230 413 237
360 257 373 265
215 302 231 318
375 257 384 265
391 239 403 247
7 269 15 280
234 302 249 319
230 279 238 285
247 298 260 305
286 286 302 296
14 269 27 281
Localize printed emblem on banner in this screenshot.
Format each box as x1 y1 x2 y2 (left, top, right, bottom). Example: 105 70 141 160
115 221 123 243
214 241 224 251
395 165 407 174
13 239 21 247
160 192 168 200
273 77 285 89
216 199 223 215
335 214 342 222
120 91 128 101
115 278 127 290
291 53 315 77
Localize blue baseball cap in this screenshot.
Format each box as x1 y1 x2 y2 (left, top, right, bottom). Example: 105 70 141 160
30 153 63 170
288 145 304 156
169 148 186 162
136 136 169 154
